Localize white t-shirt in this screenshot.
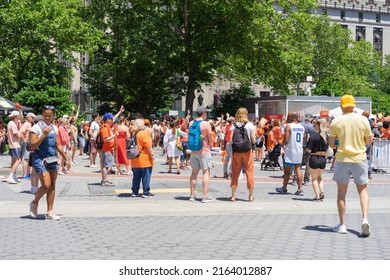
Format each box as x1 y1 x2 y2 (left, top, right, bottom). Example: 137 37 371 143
90 121 100 139
230 121 255 141
31 121 58 137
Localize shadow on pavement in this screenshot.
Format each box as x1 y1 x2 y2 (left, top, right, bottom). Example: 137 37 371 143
302 225 334 233
19 215 46 221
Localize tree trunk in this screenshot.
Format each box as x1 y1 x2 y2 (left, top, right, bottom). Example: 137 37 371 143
185 76 196 116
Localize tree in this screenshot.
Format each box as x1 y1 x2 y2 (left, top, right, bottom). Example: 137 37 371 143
0 0 102 112
211 84 255 118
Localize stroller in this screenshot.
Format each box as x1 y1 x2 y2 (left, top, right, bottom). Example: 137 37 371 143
261 144 283 171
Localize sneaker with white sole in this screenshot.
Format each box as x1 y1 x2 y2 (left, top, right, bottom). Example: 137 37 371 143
201 196 215 203
275 187 287 194
361 222 371 237
7 177 18 184
189 195 196 202
333 224 347 234
30 186 38 195
45 211 60 220
29 201 38 218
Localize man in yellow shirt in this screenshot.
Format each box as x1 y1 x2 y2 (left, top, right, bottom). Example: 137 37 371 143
329 95 373 237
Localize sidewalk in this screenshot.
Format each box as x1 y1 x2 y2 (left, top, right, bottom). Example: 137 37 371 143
0 152 390 260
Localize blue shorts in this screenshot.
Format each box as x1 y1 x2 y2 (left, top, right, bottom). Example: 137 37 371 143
283 161 300 167
10 148 22 158
33 158 59 174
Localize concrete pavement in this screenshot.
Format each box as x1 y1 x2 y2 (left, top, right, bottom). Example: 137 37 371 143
0 151 390 260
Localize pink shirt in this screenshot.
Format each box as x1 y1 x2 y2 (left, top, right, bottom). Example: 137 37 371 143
7 121 21 149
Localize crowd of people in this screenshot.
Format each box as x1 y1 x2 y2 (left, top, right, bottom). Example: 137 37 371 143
1 95 389 236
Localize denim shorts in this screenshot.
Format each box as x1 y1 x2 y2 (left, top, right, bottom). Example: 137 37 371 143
33 158 59 174
332 161 369 185
190 153 213 170
9 148 21 158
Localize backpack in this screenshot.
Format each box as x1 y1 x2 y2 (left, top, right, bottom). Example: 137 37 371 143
232 122 252 153
95 130 103 150
126 132 141 159
188 120 203 151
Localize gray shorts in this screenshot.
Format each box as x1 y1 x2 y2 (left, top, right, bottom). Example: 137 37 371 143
190 152 213 171
102 151 114 169
332 161 369 185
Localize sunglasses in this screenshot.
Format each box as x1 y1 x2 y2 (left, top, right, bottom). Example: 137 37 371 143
43 105 55 110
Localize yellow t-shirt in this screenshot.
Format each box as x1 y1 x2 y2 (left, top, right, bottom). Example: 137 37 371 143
329 112 372 163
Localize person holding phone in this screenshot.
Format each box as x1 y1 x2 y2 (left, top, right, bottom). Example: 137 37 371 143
28 105 70 220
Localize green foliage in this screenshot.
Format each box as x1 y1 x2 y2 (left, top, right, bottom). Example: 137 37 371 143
211 84 255 118
0 0 102 111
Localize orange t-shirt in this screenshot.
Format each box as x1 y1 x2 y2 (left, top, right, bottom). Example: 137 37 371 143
100 124 114 152
256 127 264 137
381 128 390 139
267 130 274 151
131 130 154 168
272 126 283 145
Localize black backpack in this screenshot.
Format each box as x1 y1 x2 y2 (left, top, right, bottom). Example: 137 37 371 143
232 122 252 153
95 130 103 150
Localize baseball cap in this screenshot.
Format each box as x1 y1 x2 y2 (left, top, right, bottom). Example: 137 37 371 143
26 112 36 118
103 113 114 121
9 110 20 118
196 106 206 116
34 115 44 123
377 122 383 127
340 94 355 108
305 113 313 121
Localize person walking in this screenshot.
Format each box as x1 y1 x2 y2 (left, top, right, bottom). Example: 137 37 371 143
6 111 22 184
301 114 315 186
276 112 306 196
329 94 373 237
89 114 100 167
29 105 70 220
20 112 36 179
188 106 215 203
229 108 256 202
222 117 234 179
306 119 328 201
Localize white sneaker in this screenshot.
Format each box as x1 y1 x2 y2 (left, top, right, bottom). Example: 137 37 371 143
361 222 371 237
189 195 196 202
0 175 5 179
13 175 21 182
333 224 347 234
7 177 18 184
201 196 215 203
30 186 38 195
45 211 60 220
29 201 38 218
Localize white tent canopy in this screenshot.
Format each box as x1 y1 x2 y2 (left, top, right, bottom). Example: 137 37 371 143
329 106 375 119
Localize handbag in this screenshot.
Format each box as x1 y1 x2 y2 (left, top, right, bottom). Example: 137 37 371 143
326 145 334 158
44 156 58 167
175 129 183 151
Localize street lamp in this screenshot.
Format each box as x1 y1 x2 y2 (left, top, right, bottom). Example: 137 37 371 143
197 94 204 106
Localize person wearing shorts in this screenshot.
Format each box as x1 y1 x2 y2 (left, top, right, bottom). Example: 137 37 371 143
306 119 328 201
6 111 22 184
99 113 117 186
275 112 306 196
188 107 215 203
329 94 373 237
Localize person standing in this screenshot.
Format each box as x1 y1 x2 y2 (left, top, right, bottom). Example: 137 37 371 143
229 108 256 202
188 106 215 203
29 105 70 220
329 95 373 237
130 119 155 197
7 111 22 184
275 112 306 196
89 114 100 167
223 117 234 179
100 113 118 186
20 112 36 179
301 114 315 185
163 120 186 174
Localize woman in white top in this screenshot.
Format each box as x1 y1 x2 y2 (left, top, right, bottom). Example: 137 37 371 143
163 119 186 174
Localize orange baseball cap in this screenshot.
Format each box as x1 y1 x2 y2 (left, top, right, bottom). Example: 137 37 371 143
340 94 355 108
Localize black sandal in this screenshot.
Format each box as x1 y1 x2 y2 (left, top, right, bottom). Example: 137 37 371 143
313 197 322 201
320 192 324 200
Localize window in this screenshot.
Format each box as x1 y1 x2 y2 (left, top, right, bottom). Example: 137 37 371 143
373 28 383 56
341 10 346 20
356 26 366 41
322 9 327 15
376 14 380 23
358 12 363 22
